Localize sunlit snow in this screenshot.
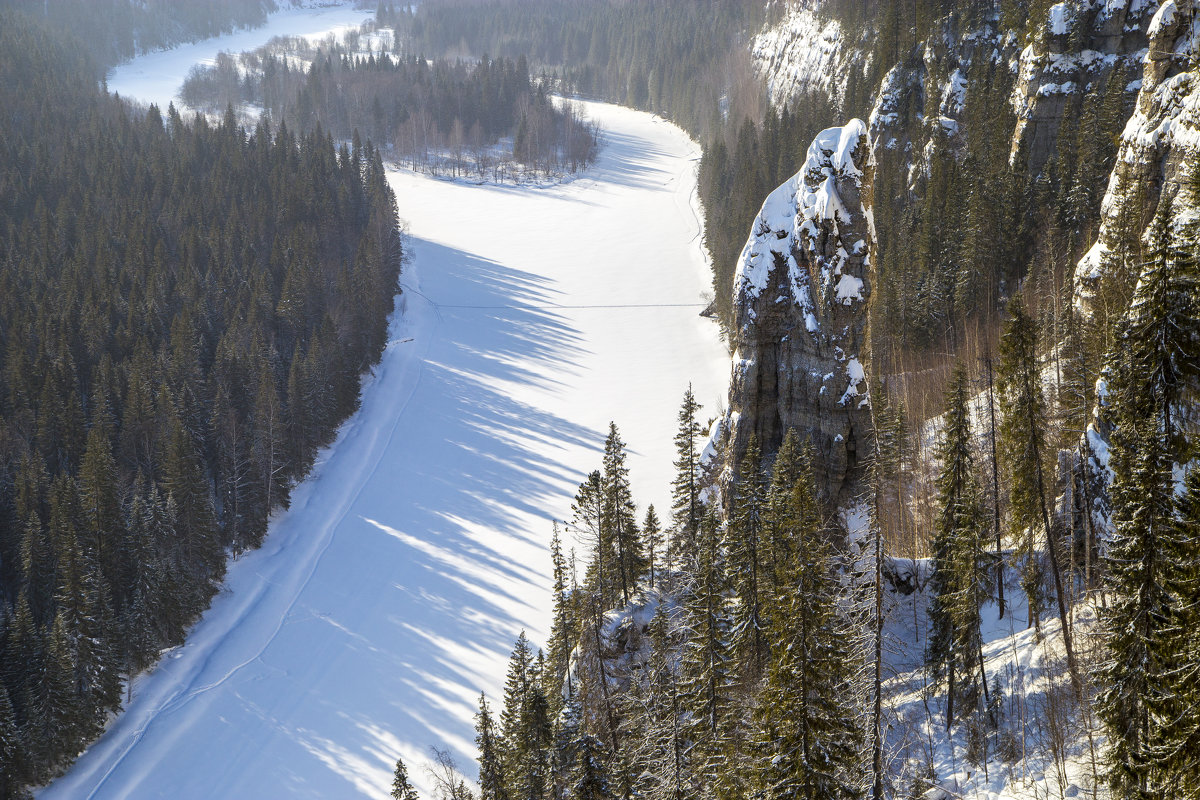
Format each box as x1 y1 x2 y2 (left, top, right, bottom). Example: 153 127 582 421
44 11 728 800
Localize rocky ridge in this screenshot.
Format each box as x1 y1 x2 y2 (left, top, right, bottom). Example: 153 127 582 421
718 119 875 505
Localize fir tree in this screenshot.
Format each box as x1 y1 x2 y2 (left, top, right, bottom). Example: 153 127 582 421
997 296 1080 696
642 506 663 591
726 433 768 682
680 507 733 790
927 362 989 730
477 694 509 800
753 445 862 800
0 686 27 799
392 754 420 800
669 387 703 572
601 424 643 607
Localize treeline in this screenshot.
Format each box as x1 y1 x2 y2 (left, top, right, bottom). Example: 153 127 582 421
0 0 276 72
0 12 402 793
182 46 598 178
382 0 764 141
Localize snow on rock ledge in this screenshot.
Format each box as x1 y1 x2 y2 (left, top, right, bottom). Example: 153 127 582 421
752 2 846 107
721 119 874 506
1075 0 1200 311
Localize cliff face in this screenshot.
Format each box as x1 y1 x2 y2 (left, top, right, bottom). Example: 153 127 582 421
755 1 1154 183
721 120 875 505
1010 0 1155 173
1076 0 1200 310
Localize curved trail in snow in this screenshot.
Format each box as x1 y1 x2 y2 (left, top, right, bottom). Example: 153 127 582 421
43 23 728 800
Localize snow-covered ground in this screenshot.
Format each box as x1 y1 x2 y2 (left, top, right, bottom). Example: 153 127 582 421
45 12 728 800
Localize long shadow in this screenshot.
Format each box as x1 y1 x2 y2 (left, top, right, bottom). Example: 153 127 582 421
48 107 703 798
249 237 608 797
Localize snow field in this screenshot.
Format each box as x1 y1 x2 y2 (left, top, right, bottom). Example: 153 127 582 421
48 13 729 797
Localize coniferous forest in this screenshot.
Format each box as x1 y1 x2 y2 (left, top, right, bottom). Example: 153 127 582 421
181 43 600 178
1 0 1199 797
0 10 401 791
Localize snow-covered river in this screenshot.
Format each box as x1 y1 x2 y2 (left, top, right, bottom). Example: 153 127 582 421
44 6 729 798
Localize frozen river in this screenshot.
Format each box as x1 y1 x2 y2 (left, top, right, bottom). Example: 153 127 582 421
45 6 729 798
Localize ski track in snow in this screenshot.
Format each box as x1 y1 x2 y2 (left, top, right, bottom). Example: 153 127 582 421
43 12 728 800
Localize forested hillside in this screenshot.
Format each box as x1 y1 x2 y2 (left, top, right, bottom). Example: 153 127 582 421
181 40 599 178
0 0 277 71
0 11 401 792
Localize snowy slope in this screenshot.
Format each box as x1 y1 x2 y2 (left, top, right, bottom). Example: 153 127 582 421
45 17 728 800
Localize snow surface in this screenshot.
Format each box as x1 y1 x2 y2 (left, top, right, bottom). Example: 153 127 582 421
45 15 728 800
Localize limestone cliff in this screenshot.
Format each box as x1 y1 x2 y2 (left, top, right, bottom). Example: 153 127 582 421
1075 0 1200 311
719 120 875 505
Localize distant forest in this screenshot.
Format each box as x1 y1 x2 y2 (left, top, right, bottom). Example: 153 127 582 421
0 9 401 792
0 0 277 71
181 39 599 179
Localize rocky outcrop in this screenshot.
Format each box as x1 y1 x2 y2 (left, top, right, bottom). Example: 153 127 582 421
1075 0 1200 311
1010 0 1155 174
719 120 875 505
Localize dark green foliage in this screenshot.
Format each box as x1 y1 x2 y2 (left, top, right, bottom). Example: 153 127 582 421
753 444 862 800
500 634 552 800
0 10 402 786
997 297 1049 630
477 694 509 800
669 387 703 573
1099 203 1200 798
725 434 768 681
0 0 275 73
392 754 420 800
182 48 597 176
927 363 988 729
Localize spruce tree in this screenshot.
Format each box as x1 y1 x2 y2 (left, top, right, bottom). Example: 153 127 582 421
601 424 643 607
753 445 862 800
642 506 663 591
725 433 768 681
477 694 509 800
669 387 703 572
927 362 988 730
0 686 27 799
1099 205 1200 797
997 295 1080 696
392 754 420 800
680 507 732 791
